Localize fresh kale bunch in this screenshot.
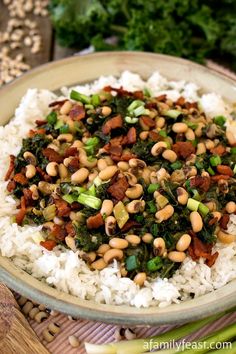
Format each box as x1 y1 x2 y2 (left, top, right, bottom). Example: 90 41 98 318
49 0 236 66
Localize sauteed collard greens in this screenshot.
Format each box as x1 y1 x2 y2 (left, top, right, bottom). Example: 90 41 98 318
5 85 236 285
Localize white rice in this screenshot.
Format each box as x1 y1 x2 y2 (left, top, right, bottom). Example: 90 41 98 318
0 71 236 308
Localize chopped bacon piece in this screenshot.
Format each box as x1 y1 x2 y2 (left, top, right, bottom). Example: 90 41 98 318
5 155 15 181
133 91 144 100
121 220 141 232
210 144 226 156
220 214 230 230
42 148 64 163
172 141 195 159
15 196 26 225
40 240 57 251
188 232 218 267
36 166 52 182
54 198 71 217
140 116 156 128
175 96 185 106
87 213 104 229
65 221 76 237
35 119 47 126
145 102 157 109
126 127 136 144
211 174 230 182
28 128 46 137
111 152 136 162
155 94 167 102
23 188 33 206
103 86 142 99
68 157 80 172
208 217 218 226
69 105 86 121
109 145 123 157
51 224 67 241
64 147 78 158
216 165 233 177
70 201 81 210
185 101 198 109
49 99 67 107
149 131 159 141
190 176 211 192
7 180 16 192
107 176 129 201
102 115 123 135
13 173 28 185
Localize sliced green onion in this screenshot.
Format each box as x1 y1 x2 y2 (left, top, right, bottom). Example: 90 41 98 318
146 201 157 214
231 147 236 154
54 119 64 130
127 100 144 112
147 183 160 194
60 124 69 134
46 111 57 125
163 109 182 119
93 176 103 187
195 160 204 170
192 189 201 201
147 256 163 272
85 104 94 110
133 106 150 117
198 202 210 216
159 130 167 137
210 155 221 166
125 116 139 124
233 164 236 174
185 179 192 193
125 255 139 271
207 166 215 175
187 198 200 211
70 90 91 104
143 87 152 97
85 137 100 146
86 184 96 196
73 186 86 194
77 194 101 209
170 161 182 170
214 115 226 127
62 194 77 204
91 94 101 106
42 204 56 221
183 120 198 129
150 223 158 236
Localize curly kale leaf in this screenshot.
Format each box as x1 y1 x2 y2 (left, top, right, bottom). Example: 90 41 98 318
74 224 108 252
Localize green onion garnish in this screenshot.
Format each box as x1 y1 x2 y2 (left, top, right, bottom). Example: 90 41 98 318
170 161 182 170
214 115 226 127
187 198 200 211
198 202 210 216
46 111 57 125
125 116 139 124
62 194 77 204
54 119 64 130
150 223 158 236
163 109 182 119
231 147 236 154
60 124 69 134
159 130 167 137
147 256 163 272
207 166 215 175
192 189 201 201
91 94 101 106
210 155 222 166
125 255 139 271
127 100 144 112
147 183 160 194
70 90 91 104
77 194 101 209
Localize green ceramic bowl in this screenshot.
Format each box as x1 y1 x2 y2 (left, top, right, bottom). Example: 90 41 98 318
0 52 236 325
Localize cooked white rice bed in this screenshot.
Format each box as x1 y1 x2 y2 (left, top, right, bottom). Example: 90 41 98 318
0 71 236 308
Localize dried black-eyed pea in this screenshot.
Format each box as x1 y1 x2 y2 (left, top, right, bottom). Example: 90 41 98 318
17 296 27 307
155 205 174 223
68 335 80 348
34 311 48 323
97 244 110 256
151 141 167 156
153 238 166 255
99 165 118 180
60 100 72 115
23 151 36 165
71 168 89 184
22 301 34 315
125 234 141 246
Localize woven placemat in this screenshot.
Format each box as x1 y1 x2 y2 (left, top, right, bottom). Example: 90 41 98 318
6 60 236 353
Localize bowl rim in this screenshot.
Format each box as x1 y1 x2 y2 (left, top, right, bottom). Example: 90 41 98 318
0 51 236 325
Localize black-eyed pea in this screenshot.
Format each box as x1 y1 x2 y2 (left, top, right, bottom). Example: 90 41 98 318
142 167 151 184
79 149 97 168
71 140 83 149
105 216 116 236
176 234 191 252
25 164 36 179
88 170 98 182
125 184 143 199
190 211 203 232
117 161 129 171
91 258 107 270
58 163 68 179
22 301 34 315
225 201 236 214
97 244 110 256
68 335 80 348
151 141 167 156
142 233 154 243
120 266 128 277
139 131 149 140
153 237 166 255
65 236 76 251
60 100 72 115
186 166 197 177
23 151 36 165
99 165 118 180
63 157 73 167
205 139 215 150
172 122 188 133
101 199 113 216
71 167 89 184
133 272 147 286
101 106 112 116
103 249 123 264
156 117 165 128
204 201 216 212
156 168 168 182
109 238 129 249
86 252 97 263
29 184 39 200
97 158 108 171
185 128 195 141
126 200 145 214
46 162 58 177
57 133 73 143
42 328 55 343
201 171 210 178
104 156 114 166
162 149 177 163
129 158 146 169
195 122 205 138
155 205 174 223
123 172 137 186
212 211 222 221
226 130 236 146
196 142 206 155
177 187 188 205
168 251 186 262
125 234 141 246
218 230 235 244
